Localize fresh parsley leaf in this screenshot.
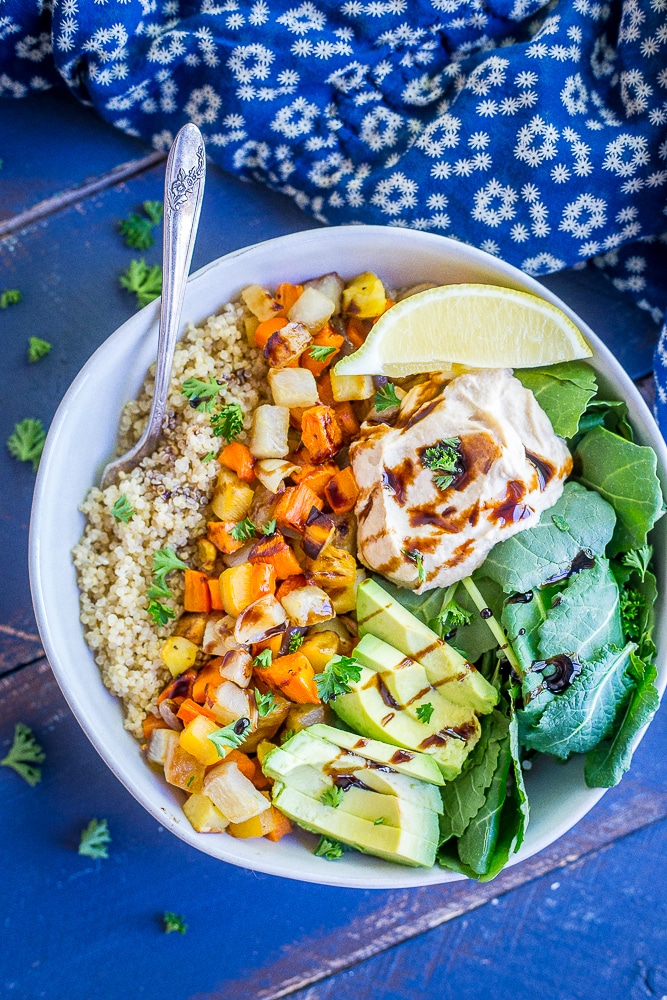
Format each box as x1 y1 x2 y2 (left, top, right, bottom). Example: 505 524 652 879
181 376 221 413
186 775 195 788
153 547 188 588
415 702 434 725
142 200 164 225
229 517 257 543
78 818 111 859
119 201 163 250
211 402 243 442
374 382 401 412
202 451 217 463
262 518 277 536
315 655 363 702
437 599 473 633
622 545 652 583
147 598 175 626
320 785 344 807
280 729 296 745
551 514 569 531
0 288 21 308
7 418 46 471
119 259 163 309
254 689 277 718
1 723 45 786
309 344 337 362
620 586 644 643
27 336 52 363
314 836 345 860
207 718 251 756
253 649 273 669
288 632 304 653
422 437 462 491
163 911 187 935
514 362 597 439
147 580 171 600
111 494 134 523
404 548 425 585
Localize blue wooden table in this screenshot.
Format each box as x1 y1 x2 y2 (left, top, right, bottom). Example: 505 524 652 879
1 89 666 1000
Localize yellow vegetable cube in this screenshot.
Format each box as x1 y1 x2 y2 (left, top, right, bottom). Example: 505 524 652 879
179 715 221 766
330 372 375 402
241 283 283 322
228 803 277 839
164 739 205 793
300 630 341 673
197 538 217 573
204 760 271 824
183 793 229 833
342 272 386 318
160 636 198 677
210 477 254 522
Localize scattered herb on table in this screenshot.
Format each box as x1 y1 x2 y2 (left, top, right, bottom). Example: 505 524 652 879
111 494 135 523
254 690 277 718
120 259 163 309
0 289 21 308
309 345 337 363
78 818 111 859
181 376 221 413
404 548 425 584
416 702 434 725
1 723 45 786
119 201 163 250
7 418 46 471
253 649 273 669
27 336 52 363
314 836 345 860
211 402 243 442
374 382 401 412
316 655 363 702
422 437 462 491
229 517 257 542
207 718 251 756
321 785 344 808
163 911 187 935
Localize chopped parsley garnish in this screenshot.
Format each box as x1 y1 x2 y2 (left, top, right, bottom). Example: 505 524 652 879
253 649 273 669
78 818 111 859
309 344 337 363
119 200 163 250
620 587 644 642
314 836 345 860
622 544 652 583
111 493 135 523
374 382 401 412
207 718 251 756
147 580 171 600
1 723 45 786
315 655 363 703
321 785 344 808
0 288 21 308
27 336 52 363
186 775 195 788
163 911 187 935
211 402 243 442
422 437 462 491
147 598 175 626
153 547 188 589
437 599 473 633
254 689 277 718
415 702 434 725
119 259 163 309
288 632 304 653
280 729 295 745
202 451 217 463
262 518 277 536
404 548 425 585
373 817 386 825
7 418 46 471
181 376 221 413
229 517 257 543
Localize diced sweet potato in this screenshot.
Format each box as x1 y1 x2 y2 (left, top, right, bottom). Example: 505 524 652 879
301 406 343 464
259 652 321 703
164 739 205 794
249 532 304 580
207 520 244 555
274 483 323 535
302 507 335 560
219 563 276 617
290 461 338 497
324 467 360 515
184 570 212 613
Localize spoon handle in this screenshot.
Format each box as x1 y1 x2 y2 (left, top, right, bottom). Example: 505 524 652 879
100 124 206 488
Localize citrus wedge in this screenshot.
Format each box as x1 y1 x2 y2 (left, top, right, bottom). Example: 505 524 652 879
334 283 592 378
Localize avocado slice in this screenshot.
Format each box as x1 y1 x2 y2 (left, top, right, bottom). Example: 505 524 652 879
272 783 437 867
337 786 439 845
307 723 445 787
357 579 497 714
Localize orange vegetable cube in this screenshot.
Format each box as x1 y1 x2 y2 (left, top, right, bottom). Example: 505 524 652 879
207 577 224 611
219 442 256 483
251 633 283 659
300 323 345 377
274 483 323 535
259 652 321 704
254 316 287 350
301 406 343 464
176 698 218 727
222 749 257 781
184 570 212 613
219 563 276 617
164 739 205 794
249 532 304 580
275 282 303 314
333 402 360 443
324 467 360 515
192 658 224 704
275 574 309 602
142 714 170 739
265 808 293 842
345 316 373 349
290 461 338 497
315 373 336 407
302 507 335 560
207 520 244 555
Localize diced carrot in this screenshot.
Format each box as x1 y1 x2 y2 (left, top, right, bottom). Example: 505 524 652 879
207 520 244 555
192 657 224 703
251 633 283 659
223 749 256 781
300 323 345 377
142 714 170 739
249 532 303 580
274 483 323 535
265 808 293 842
207 577 224 611
275 282 303 315
259 652 321 704
157 669 197 705
219 442 256 483
219 562 276 616
315 373 335 407
176 698 217 725
324 466 360 515
290 462 338 498
184 569 212 613
301 406 344 464
333 401 360 443
254 316 287 350
346 316 373 349
275 574 309 601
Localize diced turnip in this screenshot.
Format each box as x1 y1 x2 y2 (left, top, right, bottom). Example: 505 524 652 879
330 372 375 402
241 283 283 321
219 648 253 688
202 614 244 656
210 679 254 726
250 404 290 459
255 459 299 494
183 793 229 833
268 367 319 408
234 595 287 645
280 585 335 627
303 272 345 313
288 285 336 332
146 728 179 767
204 760 271 824
264 322 311 369
164 738 205 793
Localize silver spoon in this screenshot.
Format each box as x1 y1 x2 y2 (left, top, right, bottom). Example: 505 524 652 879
100 123 206 489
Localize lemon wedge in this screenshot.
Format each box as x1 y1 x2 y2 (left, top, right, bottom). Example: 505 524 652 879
334 283 592 378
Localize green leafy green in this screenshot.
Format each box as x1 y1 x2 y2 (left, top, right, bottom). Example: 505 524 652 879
1 723 45 786
421 437 463 491
78 818 111 859
538 558 624 661
288 632 304 653
153 547 188 588
0 288 21 308
571 398 633 448
575 426 665 556
7 418 46 471
315 655 363 702
374 382 401 412
119 259 163 308
314 836 345 860
111 494 135 523
446 577 505 661
622 544 652 583
320 785 345 808
147 598 175 626
207 718 251 756
514 361 597 438
483 482 616 594
211 402 243 442
456 731 513 877
163 911 187 934
502 589 551 678
27 336 52 363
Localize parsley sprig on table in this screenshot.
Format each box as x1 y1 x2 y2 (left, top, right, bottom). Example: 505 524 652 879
207 718 251 757
422 437 463 491
7 418 46 471
211 402 243 442
315 655 363 703
374 382 401 412
163 911 187 935
120 259 163 309
1 723 45 786
181 376 222 413
119 201 163 250
78 818 111 859
27 336 52 363
111 494 135 523
0 289 21 309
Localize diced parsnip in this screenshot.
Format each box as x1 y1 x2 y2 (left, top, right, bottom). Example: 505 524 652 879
146 728 179 767
219 563 276 617
324 466 360 516
301 406 343 464
264 322 312 369
197 538 217 573
241 283 283 322
268 367 319 408
255 459 299 494
280 585 335 627
244 314 260 347
287 285 336 332
303 272 345 313
342 272 386 317
234 594 287 645
219 648 253 688
160 636 199 677
210 479 254 523
228 800 285 839
330 372 374 402
202 614 242 657
285 702 333 732
204 760 271 824
183 793 229 833
250 404 290 459
164 739 205 793
240 697 290 753
209 679 254 727
306 544 358 614
299 630 341 673
179 714 221 766
172 612 208 646
302 507 335 560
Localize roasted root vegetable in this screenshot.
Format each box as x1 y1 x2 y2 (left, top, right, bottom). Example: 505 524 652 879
160 636 199 677
341 271 386 317
275 282 303 314
164 738 205 793
179 714 222 766
204 760 271 824
184 570 212 613
239 695 290 753
254 316 287 350
172 612 208 646
142 713 171 740
219 648 253 687
196 538 217 573
176 698 217 726
300 325 345 377
300 406 343 464
192 657 225 703
208 578 224 611
302 507 335 560
233 594 287 645
208 680 254 726
279 584 335 627
222 749 257 781
288 285 336 332
258 652 320 703
228 801 290 840
249 404 290 459
219 563 276 617
324 467 360 515
285 702 333 732
306 544 358 614
207 520 244 555
249 532 304 579
241 284 283 322
219 442 255 483
146 728 178 766
290 461 338 497
264 322 312 369
264 810 293 842
274 483 323 536
268 367 319 408
330 372 374 402
210 473 254 523
183 793 229 833
333 402 360 443
330 512 357 554
202 615 242 657
299 630 341 673
254 459 299 494
302 272 344 313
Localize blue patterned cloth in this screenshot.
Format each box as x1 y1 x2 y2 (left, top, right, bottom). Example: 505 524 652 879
1 0 666 424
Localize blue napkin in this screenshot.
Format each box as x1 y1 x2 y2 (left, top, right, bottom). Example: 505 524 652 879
1 0 665 424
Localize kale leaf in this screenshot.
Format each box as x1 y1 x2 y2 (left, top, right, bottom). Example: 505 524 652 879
514 361 597 438
538 557 624 661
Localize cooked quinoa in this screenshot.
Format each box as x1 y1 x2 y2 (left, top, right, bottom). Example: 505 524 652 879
73 299 269 738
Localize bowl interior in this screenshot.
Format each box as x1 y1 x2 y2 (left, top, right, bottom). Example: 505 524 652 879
30 226 667 889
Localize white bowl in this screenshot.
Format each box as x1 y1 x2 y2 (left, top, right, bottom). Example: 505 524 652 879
30 226 667 889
